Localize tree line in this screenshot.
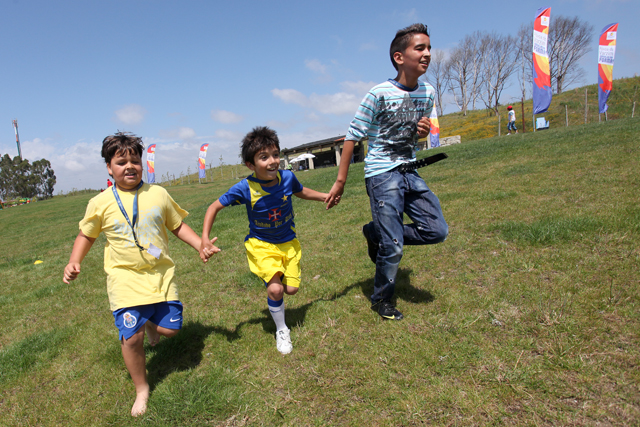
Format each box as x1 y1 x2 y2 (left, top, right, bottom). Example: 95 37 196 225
427 15 594 116
0 154 56 201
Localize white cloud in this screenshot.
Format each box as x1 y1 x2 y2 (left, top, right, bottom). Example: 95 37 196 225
214 129 244 141
271 88 308 106
309 92 360 115
158 127 197 141
18 137 56 160
114 104 147 125
305 59 327 74
64 159 87 172
211 109 244 124
272 80 375 116
340 81 377 97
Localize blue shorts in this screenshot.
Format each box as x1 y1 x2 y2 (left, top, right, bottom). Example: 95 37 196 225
112 301 183 341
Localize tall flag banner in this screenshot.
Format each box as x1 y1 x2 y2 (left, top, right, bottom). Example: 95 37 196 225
198 143 209 179
532 7 552 115
598 23 618 114
429 107 440 148
146 144 156 184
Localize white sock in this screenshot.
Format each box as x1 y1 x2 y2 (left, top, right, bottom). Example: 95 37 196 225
268 298 287 331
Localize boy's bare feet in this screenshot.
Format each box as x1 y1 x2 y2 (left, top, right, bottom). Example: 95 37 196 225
145 322 160 347
131 391 149 417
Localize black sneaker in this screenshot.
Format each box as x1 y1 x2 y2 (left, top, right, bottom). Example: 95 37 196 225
362 223 378 264
377 301 404 320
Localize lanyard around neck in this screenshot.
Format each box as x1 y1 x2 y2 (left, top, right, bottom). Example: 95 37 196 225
112 181 145 251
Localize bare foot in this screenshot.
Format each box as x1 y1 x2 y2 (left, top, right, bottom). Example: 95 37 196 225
131 391 149 417
145 322 160 347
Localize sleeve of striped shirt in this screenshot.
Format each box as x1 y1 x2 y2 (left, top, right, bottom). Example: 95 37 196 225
346 90 377 142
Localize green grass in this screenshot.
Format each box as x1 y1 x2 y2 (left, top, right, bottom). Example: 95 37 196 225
1 117 639 425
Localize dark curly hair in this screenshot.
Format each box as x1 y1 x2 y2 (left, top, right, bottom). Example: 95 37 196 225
241 126 280 165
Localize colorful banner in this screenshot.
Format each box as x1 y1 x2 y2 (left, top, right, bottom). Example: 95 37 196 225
146 144 156 184
429 107 440 148
598 23 618 114
532 7 552 115
198 143 209 179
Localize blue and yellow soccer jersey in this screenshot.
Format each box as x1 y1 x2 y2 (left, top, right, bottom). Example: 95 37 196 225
218 170 303 244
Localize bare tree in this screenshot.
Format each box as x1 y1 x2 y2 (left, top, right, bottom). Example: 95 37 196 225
445 32 486 116
425 48 447 115
521 15 593 94
467 32 487 110
548 15 593 93
516 24 532 102
479 32 518 115
445 47 470 115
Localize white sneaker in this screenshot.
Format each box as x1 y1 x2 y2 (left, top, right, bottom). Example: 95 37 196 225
276 328 292 354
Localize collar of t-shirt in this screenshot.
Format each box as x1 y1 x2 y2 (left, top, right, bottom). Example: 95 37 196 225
388 78 419 92
246 172 280 185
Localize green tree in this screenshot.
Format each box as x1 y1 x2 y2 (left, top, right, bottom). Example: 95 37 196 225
0 155 56 200
31 159 56 199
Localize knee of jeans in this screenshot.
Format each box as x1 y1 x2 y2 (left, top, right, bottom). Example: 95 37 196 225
383 240 403 262
418 222 448 243
435 223 449 243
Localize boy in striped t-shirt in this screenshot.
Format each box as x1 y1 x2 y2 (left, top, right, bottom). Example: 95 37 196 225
326 24 448 320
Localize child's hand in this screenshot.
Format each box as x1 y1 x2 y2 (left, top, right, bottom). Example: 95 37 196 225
325 194 341 209
417 117 431 138
63 262 81 284
325 182 344 209
200 237 221 263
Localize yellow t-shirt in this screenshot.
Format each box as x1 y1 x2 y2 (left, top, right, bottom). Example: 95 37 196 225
79 183 188 311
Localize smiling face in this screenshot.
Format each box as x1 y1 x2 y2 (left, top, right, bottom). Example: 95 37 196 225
394 33 431 81
246 145 280 183
107 150 143 191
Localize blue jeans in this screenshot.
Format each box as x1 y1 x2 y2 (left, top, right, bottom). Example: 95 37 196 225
365 169 448 304
508 121 517 131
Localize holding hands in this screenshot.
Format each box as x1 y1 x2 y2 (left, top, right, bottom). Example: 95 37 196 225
324 182 343 210
199 237 221 263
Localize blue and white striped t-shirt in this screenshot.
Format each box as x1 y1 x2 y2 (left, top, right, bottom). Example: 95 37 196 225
346 79 435 178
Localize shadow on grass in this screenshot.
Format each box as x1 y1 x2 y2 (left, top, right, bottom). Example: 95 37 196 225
145 269 435 390
231 267 436 336
349 267 436 307
146 321 238 392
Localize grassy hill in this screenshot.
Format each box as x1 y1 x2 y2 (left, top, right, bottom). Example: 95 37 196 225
440 75 640 142
1 117 638 425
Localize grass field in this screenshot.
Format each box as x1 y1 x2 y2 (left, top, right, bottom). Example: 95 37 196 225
1 117 639 426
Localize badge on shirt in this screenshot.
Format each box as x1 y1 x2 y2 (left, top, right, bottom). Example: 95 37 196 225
147 243 162 259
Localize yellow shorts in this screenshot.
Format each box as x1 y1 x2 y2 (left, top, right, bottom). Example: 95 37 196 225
244 238 302 288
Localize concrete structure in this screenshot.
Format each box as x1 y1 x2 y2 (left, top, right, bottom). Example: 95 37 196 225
281 135 366 170
282 134 460 170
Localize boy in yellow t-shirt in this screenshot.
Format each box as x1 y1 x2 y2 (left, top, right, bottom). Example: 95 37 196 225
63 132 219 417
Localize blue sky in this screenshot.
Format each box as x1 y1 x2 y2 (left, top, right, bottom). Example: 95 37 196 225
1 0 637 193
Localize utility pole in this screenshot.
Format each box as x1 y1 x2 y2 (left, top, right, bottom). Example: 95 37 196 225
12 119 22 160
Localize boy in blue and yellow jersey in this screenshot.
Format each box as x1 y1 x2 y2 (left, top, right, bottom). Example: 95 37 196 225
326 24 448 321
63 132 219 417
200 126 333 354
